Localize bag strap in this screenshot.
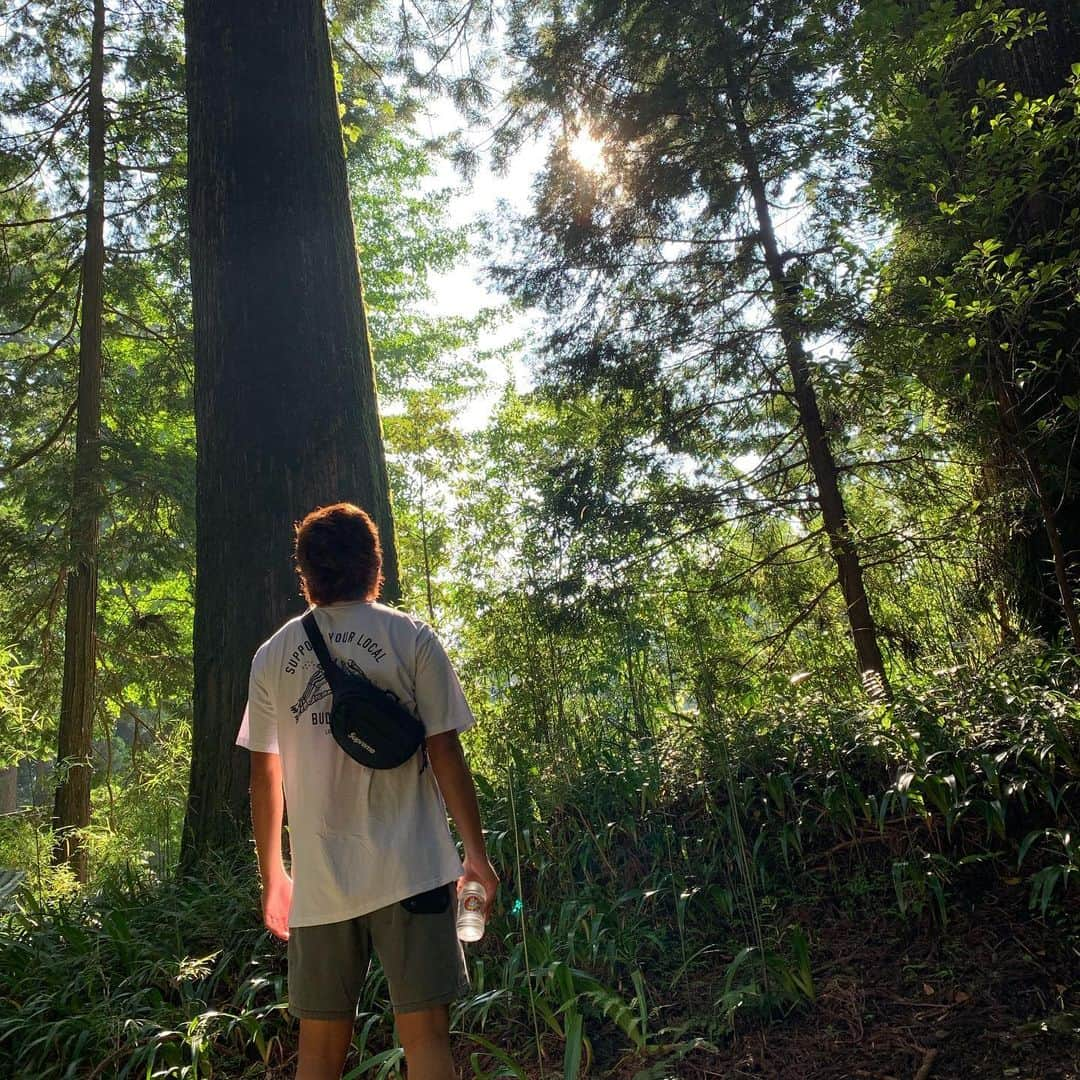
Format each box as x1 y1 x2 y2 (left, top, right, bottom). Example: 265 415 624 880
302 609 385 695
301 610 343 693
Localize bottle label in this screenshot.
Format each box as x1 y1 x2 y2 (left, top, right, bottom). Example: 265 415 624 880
463 894 483 913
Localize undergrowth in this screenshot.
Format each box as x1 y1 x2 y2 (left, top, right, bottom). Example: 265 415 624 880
1 647 1077 1078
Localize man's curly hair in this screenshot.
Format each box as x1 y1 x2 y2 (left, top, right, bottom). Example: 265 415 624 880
294 503 383 605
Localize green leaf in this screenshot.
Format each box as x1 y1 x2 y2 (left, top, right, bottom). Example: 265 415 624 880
563 1011 584 1080
1017 828 1047 870
460 1034 529 1079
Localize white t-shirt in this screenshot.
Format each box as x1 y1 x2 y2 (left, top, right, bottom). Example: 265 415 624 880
236 600 475 927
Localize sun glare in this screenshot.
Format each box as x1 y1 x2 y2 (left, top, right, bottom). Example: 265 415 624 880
569 129 606 173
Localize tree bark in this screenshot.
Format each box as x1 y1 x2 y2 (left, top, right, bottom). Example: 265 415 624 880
182 0 401 861
994 377 1080 652
726 73 890 698
1033 480 1080 652
0 768 17 815
417 466 436 623
52 0 106 883
951 1 1080 637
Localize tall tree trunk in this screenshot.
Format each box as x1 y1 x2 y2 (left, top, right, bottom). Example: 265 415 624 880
726 74 890 699
182 0 401 861
993 377 1080 652
52 0 106 882
953 2 1080 637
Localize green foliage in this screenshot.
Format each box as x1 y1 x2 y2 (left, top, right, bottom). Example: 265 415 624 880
0 856 284 1078
0 647 41 770
484 0 1003 695
383 388 471 621
0 0 195 839
854 0 1080 636
3 651 1075 1076
2 0 1080 1074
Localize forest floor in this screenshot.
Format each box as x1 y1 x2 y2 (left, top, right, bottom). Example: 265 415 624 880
7 658 1080 1080
252 820 1080 1079
252 853 1080 1079
605 866 1080 1080
91 858 1075 1080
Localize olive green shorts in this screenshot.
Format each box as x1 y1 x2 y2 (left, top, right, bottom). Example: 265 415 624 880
287 883 469 1019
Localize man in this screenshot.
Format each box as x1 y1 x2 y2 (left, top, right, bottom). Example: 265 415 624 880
236 502 498 1080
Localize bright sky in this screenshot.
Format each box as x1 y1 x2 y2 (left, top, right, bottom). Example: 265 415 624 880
417 97 549 430
420 109 764 478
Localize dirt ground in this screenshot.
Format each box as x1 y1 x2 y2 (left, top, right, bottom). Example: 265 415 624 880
609 869 1080 1080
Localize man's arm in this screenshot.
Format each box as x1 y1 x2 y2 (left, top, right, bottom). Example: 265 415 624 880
426 730 498 917
249 750 292 940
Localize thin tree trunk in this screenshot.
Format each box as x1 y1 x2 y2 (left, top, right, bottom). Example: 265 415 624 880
661 618 679 715
130 717 140 782
546 628 567 746
34 760 48 808
102 708 116 832
518 596 551 740
0 768 17 815
52 0 106 882
995 587 1013 645
417 466 435 623
726 72 890 699
182 0 401 861
622 623 648 738
1033 481 1080 651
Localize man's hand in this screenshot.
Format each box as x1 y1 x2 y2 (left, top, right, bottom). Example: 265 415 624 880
261 872 293 941
459 853 498 920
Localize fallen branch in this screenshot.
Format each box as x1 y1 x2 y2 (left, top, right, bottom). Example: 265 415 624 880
913 1048 939 1080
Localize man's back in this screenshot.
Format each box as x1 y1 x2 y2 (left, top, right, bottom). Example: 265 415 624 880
239 600 475 926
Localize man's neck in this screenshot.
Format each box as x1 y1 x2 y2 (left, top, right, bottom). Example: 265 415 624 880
320 594 374 606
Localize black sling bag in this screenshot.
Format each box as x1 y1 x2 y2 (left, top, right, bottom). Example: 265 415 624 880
301 611 425 769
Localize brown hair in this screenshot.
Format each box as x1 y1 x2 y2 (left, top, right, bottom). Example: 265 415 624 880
294 503 383 605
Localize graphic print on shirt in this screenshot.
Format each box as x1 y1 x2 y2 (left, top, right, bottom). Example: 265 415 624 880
290 651 406 728
290 658 363 720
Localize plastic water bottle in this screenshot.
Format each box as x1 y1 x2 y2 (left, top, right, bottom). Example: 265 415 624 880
456 881 487 942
